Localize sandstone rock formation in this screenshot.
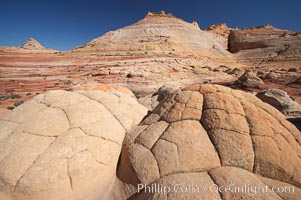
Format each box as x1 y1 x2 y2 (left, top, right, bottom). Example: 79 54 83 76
207 23 232 39
138 83 182 110
2 12 301 111
228 25 301 69
73 83 136 98
206 23 234 49
0 9 301 200
256 88 301 117
0 38 56 53
21 38 47 51
0 88 147 200
0 11 239 112
118 84 301 199
235 70 267 89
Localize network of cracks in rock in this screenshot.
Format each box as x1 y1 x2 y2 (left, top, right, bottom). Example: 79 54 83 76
0 89 146 194
118 84 301 199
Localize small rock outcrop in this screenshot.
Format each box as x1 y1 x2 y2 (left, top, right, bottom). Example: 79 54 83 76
256 88 301 117
207 23 232 38
236 70 267 89
138 84 182 110
0 89 147 200
118 84 301 199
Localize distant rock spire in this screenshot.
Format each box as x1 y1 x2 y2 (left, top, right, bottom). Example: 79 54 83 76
22 38 45 50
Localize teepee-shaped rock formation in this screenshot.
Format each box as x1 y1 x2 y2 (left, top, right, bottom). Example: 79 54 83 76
18 37 56 52
21 38 45 50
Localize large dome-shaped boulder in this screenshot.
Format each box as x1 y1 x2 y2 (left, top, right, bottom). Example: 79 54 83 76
0 89 148 200
118 84 301 199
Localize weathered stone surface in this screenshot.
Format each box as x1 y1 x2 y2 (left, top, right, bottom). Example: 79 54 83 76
236 70 267 89
131 172 222 200
259 176 301 200
0 10 301 199
138 84 182 111
135 121 169 149
2 12 301 113
0 88 147 200
209 166 282 200
161 120 220 173
256 88 301 117
118 84 301 199
157 84 182 100
207 129 254 171
0 11 240 112
229 25 301 65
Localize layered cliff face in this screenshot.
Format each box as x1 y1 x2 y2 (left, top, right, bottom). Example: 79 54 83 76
69 11 238 87
73 11 232 62
0 11 301 111
0 11 240 111
228 25 301 68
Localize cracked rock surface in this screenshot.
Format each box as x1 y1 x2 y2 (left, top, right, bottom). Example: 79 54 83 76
0 89 147 200
118 84 301 200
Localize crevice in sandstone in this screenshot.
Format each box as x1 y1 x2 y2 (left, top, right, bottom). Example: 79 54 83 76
0 119 20 124
108 92 121 103
202 129 223 166
66 158 74 191
250 136 258 173
78 127 120 146
259 179 285 200
159 137 180 164
271 138 296 184
76 148 108 166
147 123 171 149
149 148 162 178
135 121 170 150
200 114 222 166
135 140 149 150
240 101 258 173
230 88 244 100
287 168 301 189
42 102 51 107
21 131 58 138
229 89 291 146
160 117 201 123
254 106 298 148
245 123 256 172
263 135 281 162
208 127 249 136
279 120 301 147
207 171 224 200
94 160 107 166
203 107 246 118
60 108 71 128
13 136 58 191
157 96 178 121
78 94 127 131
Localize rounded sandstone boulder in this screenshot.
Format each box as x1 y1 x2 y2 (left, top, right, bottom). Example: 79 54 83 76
0 89 148 200
118 84 301 200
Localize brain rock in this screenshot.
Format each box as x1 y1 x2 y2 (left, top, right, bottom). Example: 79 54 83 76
0 89 147 200
118 84 301 200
